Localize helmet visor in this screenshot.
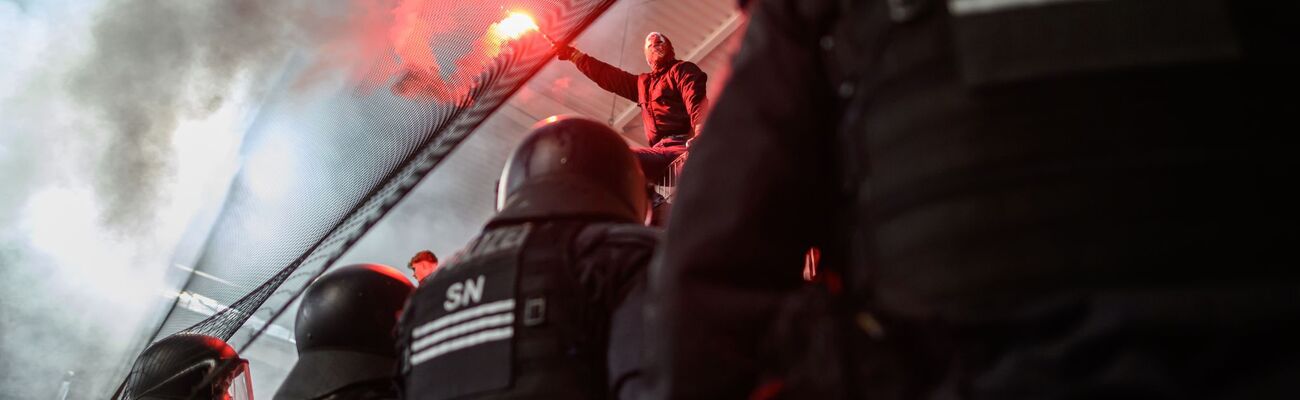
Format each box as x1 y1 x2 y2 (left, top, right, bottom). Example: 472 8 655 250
217 359 253 400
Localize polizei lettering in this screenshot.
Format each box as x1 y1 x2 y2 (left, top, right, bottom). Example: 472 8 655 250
445 224 531 268
444 275 486 311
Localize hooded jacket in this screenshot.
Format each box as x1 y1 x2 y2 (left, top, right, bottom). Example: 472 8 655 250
572 55 708 146
648 0 1300 398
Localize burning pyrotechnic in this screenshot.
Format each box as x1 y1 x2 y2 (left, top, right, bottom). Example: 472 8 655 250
493 12 539 40
386 7 546 101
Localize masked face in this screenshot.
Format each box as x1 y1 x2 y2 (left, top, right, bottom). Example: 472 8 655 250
644 32 675 69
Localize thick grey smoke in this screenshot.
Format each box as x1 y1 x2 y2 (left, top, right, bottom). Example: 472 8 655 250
70 0 312 231
0 0 335 398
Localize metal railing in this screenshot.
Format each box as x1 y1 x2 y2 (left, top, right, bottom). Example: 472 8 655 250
653 151 689 202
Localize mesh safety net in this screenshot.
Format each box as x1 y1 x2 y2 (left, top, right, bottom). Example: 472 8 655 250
119 0 616 397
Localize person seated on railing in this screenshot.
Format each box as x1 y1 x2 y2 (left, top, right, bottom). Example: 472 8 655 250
554 32 707 182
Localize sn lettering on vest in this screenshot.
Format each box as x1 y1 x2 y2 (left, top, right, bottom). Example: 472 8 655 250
444 275 486 311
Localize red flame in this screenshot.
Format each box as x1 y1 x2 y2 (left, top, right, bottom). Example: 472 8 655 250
494 12 539 40
301 1 545 102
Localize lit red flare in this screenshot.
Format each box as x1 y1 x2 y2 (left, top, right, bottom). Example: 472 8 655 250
300 1 551 102
493 12 539 40
392 10 542 101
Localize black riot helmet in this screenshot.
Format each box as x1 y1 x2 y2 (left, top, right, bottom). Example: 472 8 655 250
123 334 252 400
495 116 648 223
273 264 415 400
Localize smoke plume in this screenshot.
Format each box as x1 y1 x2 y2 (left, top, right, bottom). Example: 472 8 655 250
1 0 559 397
69 0 314 231
0 0 321 397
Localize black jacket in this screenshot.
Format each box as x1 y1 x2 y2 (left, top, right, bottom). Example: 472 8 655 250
648 0 1300 398
397 219 658 399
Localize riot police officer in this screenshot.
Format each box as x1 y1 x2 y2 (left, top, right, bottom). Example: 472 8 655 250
409 251 439 284
119 334 253 400
650 0 1300 398
396 116 658 399
274 264 415 400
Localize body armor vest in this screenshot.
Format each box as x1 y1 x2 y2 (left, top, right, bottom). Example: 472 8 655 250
816 0 1298 316
400 220 605 400
767 0 1297 397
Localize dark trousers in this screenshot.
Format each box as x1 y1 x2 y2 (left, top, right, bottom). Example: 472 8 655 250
633 142 686 183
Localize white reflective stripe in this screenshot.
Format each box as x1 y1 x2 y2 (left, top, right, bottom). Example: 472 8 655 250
412 299 515 337
950 0 1107 15
410 327 514 366
410 312 514 353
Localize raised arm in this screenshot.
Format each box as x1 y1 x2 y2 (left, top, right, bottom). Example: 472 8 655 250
557 45 640 102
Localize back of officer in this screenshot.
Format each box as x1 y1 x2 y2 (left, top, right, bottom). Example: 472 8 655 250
274 264 415 400
397 116 657 400
651 0 1300 399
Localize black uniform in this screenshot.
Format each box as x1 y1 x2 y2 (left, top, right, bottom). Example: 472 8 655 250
396 219 656 399
396 115 656 400
649 0 1300 398
274 264 414 400
118 334 253 400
